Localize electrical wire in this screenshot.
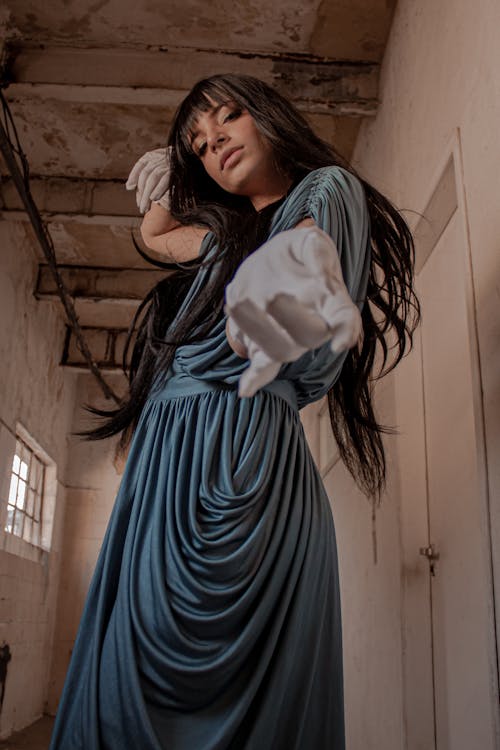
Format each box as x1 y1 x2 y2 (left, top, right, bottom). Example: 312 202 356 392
0 87 120 405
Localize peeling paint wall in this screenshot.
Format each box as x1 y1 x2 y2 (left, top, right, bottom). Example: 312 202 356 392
4 0 322 55
0 221 76 737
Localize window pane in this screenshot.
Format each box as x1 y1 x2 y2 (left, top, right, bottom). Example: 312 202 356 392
23 517 32 543
13 509 23 537
31 521 40 546
12 454 20 474
27 488 35 516
19 459 28 481
34 491 41 521
17 479 26 509
8 475 18 505
5 505 14 533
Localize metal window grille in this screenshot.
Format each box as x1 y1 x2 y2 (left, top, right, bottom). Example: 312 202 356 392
5 437 45 546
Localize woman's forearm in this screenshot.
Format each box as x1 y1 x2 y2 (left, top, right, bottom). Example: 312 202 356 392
140 201 180 239
140 202 208 262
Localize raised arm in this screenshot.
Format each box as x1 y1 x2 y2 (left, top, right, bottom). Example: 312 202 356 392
126 147 208 262
225 217 316 357
140 202 208 262
224 221 363 397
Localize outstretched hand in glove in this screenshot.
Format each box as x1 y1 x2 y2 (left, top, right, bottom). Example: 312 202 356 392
224 225 362 398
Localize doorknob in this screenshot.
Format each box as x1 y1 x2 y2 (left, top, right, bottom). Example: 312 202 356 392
419 543 440 560
419 543 440 576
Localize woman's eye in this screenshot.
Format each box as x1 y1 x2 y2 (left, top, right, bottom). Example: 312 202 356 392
197 143 207 157
223 109 241 123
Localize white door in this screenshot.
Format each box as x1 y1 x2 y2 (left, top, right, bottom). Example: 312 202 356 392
397 200 498 748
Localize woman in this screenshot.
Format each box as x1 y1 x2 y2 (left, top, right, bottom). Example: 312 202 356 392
49 74 419 749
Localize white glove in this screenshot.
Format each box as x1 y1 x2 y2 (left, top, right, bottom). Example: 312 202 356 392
224 225 362 398
125 147 172 214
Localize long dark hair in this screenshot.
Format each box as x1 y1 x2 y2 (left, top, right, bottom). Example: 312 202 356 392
82 73 420 502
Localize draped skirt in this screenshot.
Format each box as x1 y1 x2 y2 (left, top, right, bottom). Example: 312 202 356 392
49 380 345 749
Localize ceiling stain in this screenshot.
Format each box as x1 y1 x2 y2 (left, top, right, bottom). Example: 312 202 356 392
309 0 395 60
3 0 321 53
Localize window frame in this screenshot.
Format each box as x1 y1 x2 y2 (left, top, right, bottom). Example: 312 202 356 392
0 422 57 562
5 435 46 546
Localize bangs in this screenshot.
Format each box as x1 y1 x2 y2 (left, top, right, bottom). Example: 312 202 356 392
176 79 246 152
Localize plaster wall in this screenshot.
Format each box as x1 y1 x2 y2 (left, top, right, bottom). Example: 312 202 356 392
47 374 123 713
0 221 76 737
302 0 500 746
353 0 500 515
348 0 500 745
302 375 404 750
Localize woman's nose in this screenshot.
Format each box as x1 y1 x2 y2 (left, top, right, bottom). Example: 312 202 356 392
209 132 228 151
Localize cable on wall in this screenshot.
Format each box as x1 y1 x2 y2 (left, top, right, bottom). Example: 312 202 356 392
0 86 120 405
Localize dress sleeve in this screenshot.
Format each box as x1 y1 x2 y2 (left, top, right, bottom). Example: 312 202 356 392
274 166 372 409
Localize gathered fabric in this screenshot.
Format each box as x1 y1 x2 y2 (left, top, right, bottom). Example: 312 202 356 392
49 166 371 750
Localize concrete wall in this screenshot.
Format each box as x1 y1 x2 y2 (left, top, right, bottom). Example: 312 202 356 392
302 1 500 747
302 374 404 749
312 0 500 747
353 0 500 532
47 374 123 713
0 221 76 737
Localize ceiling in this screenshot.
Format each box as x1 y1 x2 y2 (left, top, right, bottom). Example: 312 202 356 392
0 0 396 376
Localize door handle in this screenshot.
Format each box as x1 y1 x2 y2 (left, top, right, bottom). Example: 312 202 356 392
419 543 440 576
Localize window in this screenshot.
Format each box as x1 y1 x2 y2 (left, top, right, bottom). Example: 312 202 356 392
0 422 57 560
5 436 45 546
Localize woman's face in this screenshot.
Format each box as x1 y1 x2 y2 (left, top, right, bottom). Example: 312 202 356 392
189 99 290 207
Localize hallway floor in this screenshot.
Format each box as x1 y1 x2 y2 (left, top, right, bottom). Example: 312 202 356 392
0 716 54 750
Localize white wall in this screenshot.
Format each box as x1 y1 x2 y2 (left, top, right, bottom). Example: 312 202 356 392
302 373 405 750
302 1 500 748
346 0 500 750
353 0 500 535
0 221 76 737
47 373 124 713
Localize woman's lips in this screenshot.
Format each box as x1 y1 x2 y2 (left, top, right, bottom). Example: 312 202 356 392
221 147 243 171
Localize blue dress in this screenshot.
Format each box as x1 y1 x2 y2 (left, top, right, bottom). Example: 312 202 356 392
49 167 371 749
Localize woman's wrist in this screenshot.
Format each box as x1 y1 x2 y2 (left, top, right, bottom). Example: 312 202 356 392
225 319 248 359
140 201 179 240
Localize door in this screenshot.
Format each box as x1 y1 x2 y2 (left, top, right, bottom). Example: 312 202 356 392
418 212 497 749
396 153 498 749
